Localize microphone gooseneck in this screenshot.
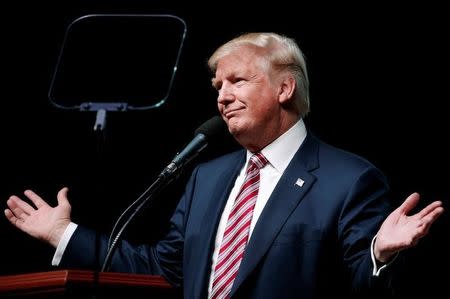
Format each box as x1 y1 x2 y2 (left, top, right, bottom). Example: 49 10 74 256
101 116 226 272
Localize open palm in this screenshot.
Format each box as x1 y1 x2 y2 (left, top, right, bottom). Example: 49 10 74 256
375 192 444 262
4 187 72 248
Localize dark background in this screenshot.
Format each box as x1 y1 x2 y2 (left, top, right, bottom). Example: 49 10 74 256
1 1 448 297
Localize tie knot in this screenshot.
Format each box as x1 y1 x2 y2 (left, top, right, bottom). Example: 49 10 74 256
249 152 268 170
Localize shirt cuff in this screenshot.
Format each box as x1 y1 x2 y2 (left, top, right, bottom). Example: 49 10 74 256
370 235 398 276
51 222 78 266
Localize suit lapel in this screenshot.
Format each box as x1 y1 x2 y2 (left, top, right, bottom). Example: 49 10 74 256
230 133 320 296
192 151 246 299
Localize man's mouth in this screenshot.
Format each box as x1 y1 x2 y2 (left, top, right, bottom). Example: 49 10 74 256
224 108 244 118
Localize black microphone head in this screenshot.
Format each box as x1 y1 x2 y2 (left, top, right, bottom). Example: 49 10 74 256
194 116 227 140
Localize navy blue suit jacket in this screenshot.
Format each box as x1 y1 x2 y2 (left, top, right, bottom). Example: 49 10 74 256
60 133 393 298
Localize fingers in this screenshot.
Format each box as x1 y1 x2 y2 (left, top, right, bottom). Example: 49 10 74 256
5 196 29 230
24 189 48 209
4 209 17 223
4 209 14 221
397 192 420 215
7 195 35 215
57 187 69 205
4 208 25 229
421 205 444 226
417 200 443 219
414 205 445 239
6 197 30 221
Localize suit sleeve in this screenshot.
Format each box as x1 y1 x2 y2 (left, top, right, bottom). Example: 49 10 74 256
59 167 200 288
338 166 395 295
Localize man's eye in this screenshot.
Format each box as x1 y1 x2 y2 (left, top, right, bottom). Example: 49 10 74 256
235 78 245 85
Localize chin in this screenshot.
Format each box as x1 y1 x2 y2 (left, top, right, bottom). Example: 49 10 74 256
228 126 240 138
226 118 243 136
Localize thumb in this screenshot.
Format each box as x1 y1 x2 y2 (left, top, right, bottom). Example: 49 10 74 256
57 187 70 206
398 192 420 215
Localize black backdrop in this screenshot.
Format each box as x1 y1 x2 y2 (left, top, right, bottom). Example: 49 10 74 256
1 1 448 297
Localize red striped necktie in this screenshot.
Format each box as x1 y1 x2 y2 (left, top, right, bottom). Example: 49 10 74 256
210 152 268 299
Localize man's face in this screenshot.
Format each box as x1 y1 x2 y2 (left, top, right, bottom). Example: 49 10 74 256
212 46 281 149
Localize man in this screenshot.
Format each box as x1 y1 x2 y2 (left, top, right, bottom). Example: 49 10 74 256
5 32 444 299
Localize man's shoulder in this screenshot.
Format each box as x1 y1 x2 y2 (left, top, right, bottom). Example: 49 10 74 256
310 133 381 172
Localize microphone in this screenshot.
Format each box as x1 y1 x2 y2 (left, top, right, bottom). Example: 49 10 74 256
159 115 226 179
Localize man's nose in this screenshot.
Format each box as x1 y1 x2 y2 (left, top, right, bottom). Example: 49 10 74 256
217 84 235 104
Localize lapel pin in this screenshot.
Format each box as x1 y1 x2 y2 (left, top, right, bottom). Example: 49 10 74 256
295 178 305 187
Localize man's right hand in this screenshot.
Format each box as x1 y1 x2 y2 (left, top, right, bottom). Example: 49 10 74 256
4 187 72 248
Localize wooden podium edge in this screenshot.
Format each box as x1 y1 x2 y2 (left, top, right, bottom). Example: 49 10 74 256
0 269 172 294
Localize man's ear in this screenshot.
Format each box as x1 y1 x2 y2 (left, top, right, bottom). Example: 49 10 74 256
278 75 296 105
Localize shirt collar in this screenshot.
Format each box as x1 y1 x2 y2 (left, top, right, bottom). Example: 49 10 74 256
246 119 307 174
